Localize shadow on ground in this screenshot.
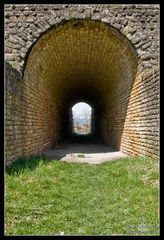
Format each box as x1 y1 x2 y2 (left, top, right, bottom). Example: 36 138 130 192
44 141 126 165
68 133 101 144
5 155 49 176
6 137 126 173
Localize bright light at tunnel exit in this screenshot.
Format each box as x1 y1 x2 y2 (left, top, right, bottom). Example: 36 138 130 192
72 102 92 134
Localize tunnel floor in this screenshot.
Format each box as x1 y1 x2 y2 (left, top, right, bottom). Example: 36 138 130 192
66 133 101 144
44 143 127 165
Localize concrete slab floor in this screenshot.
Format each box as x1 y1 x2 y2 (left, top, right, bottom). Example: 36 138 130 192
44 143 127 165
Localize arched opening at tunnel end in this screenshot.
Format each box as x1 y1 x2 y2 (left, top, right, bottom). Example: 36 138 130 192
72 102 92 135
66 101 98 143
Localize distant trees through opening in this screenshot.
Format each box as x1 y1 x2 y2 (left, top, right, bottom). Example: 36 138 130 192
72 102 92 135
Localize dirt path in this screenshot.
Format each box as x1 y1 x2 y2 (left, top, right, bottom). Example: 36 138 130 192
45 143 127 164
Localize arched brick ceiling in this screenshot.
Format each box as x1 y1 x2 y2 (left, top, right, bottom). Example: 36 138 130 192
24 19 138 110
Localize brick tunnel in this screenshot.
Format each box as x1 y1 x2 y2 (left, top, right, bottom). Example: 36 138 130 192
21 19 138 153
5 5 160 164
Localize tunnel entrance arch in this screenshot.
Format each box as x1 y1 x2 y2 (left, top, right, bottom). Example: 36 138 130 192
21 18 138 154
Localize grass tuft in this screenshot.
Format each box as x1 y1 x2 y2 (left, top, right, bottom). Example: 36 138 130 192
6 155 48 176
77 154 85 158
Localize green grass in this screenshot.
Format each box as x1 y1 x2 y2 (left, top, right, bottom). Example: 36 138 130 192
5 155 159 236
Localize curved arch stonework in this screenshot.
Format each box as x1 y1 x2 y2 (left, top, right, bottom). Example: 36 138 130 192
5 4 159 73
5 4 159 164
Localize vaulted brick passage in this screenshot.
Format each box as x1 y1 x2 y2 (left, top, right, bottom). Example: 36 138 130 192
5 15 159 165
22 19 138 151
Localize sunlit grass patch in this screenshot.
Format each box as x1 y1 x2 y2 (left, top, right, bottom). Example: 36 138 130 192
5 156 159 236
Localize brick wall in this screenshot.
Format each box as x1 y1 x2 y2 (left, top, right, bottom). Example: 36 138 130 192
121 68 159 157
5 62 62 164
100 67 159 158
5 4 160 164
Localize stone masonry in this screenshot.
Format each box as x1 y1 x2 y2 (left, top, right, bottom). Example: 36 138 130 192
5 4 159 165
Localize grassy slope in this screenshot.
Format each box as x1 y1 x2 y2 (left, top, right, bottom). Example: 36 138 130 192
5 156 159 235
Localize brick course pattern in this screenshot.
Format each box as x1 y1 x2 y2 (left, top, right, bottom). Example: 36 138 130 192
5 4 159 165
